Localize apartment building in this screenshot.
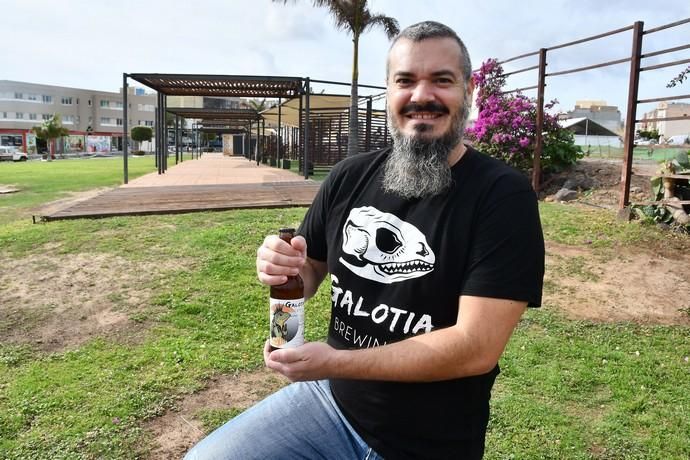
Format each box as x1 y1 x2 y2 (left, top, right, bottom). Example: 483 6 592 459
563 100 623 135
0 80 157 153
637 102 690 139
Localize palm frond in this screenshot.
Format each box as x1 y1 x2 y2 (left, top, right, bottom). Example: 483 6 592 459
363 14 399 39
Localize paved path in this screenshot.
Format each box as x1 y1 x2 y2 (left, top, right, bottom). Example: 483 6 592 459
123 153 306 187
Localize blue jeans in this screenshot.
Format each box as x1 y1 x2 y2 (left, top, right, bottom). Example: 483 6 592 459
184 379 383 460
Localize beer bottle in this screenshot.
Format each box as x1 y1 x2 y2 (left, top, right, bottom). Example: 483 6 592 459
269 228 305 352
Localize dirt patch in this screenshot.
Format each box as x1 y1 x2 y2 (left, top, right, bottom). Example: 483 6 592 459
541 158 656 209
544 242 690 325
0 250 177 352
143 368 289 459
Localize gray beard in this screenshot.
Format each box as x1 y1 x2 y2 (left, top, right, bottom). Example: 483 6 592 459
382 98 470 200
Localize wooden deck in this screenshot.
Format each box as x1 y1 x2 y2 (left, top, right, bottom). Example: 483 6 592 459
36 181 321 222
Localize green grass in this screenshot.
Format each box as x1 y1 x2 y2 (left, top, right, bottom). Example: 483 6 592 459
0 156 156 225
585 145 689 163
0 158 689 459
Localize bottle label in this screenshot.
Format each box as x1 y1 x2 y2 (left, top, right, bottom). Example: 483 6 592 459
269 297 305 348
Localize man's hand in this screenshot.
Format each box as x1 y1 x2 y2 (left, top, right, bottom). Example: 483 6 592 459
256 234 307 286
264 341 338 382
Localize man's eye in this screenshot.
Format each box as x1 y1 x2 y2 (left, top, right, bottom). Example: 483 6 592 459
396 79 412 85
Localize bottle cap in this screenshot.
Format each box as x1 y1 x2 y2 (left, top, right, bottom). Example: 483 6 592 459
279 228 296 234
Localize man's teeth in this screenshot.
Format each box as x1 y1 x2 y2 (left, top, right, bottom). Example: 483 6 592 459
409 113 440 119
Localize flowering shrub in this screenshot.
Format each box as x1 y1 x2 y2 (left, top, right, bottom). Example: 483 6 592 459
466 59 582 172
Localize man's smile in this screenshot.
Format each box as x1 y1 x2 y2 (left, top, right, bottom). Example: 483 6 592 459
407 112 444 120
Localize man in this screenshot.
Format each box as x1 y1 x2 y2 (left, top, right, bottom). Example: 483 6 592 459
186 20 544 460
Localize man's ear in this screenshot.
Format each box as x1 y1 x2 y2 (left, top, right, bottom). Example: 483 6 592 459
465 78 475 100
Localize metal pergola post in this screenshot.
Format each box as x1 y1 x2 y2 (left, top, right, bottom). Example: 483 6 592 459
122 73 129 184
256 117 260 165
156 92 162 174
365 96 372 152
277 97 282 164
175 114 179 165
163 95 168 173
304 77 310 180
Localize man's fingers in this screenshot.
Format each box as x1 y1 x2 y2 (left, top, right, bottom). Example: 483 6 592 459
257 272 288 286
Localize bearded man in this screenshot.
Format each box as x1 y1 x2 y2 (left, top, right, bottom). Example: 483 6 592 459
186 21 544 460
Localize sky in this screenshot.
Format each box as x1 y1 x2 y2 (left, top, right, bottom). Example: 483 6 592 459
1 0 689 118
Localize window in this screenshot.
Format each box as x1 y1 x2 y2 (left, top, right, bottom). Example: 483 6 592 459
100 100 110 108
16 112 24 119
61 96 73 105
63 115 74 123
27 94 38 101
29 113 37 120
2 112 7 119
116 118 123 126
42 95 53 103
100 117 111 124
88 99 92 106
14 92 23 100
145 120 154 127
42 114 51 120
137 104 155 112
114 101 123 109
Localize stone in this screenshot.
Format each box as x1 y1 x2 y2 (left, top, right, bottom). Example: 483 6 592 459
554 188 579 202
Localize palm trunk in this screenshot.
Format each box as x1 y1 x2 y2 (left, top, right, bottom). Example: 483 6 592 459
347 33 360 157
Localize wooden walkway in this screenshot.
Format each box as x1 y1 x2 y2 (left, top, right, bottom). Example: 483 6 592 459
37 182 320 221
36 181 321 221
35 155 321 221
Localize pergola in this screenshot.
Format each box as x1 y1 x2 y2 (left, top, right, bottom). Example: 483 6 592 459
122 73 387 183
123 74 309 182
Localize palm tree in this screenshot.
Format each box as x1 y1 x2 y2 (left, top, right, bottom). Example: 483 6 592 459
31 114 69 161
274 0 399 156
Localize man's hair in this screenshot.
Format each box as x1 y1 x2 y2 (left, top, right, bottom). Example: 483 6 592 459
387 21 472 84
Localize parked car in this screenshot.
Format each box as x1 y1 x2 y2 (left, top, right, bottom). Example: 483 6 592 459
666 134 690 145
0 146 28 161
635 138 657 146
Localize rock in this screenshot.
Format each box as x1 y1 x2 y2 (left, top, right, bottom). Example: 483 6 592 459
554 188 579 202
630 186 642 193
562 179 579 190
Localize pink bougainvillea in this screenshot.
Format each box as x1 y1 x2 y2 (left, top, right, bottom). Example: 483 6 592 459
465 59 581 172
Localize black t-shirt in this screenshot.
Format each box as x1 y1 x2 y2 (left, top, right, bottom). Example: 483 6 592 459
298 146 544 459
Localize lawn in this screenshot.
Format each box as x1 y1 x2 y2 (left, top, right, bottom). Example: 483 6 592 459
0 158 688 459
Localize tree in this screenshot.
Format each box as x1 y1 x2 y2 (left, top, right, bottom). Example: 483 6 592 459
465 59 582 173
248 98 269 112
131 126 153 152
31 114 69 161
274 0 399 156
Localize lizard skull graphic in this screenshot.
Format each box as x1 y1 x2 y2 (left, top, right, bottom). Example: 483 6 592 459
339 206 435 284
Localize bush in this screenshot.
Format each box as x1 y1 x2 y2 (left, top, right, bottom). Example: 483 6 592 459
131 150 145 156
466 59 582 173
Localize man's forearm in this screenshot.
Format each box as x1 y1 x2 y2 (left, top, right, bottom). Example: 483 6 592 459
329 325 494 382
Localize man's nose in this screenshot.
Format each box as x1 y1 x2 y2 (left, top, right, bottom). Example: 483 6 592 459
410 81 435 104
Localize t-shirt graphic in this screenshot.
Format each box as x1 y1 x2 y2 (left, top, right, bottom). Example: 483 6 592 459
338 206 435 284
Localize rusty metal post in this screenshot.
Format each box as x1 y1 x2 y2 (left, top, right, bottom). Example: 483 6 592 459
619 21 644 211
532 48 547 192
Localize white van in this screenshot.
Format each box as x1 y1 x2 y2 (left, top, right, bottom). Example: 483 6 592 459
0 146 28 161
666 134 690 146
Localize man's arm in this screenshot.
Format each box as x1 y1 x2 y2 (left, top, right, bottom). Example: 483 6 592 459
265 295 526 382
